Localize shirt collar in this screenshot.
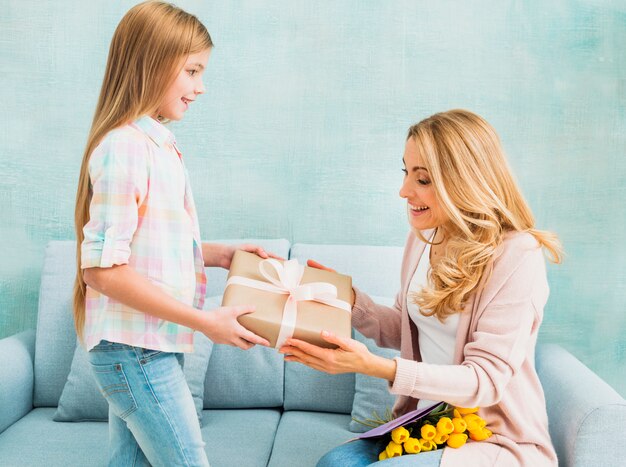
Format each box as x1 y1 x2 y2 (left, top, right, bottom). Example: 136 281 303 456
132 115 175 148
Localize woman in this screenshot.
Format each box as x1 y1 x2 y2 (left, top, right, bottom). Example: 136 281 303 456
280 109 561 466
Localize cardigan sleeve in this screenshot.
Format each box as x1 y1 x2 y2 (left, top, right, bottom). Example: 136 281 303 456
351 287 403 350
389 238 548 408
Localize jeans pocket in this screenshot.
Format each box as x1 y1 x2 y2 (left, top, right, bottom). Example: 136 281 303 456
139 347 163 363
90 362 138 419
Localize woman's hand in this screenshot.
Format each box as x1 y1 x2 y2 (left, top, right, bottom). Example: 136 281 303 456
279 331 397 381
199 305 270 350
306 259 336 272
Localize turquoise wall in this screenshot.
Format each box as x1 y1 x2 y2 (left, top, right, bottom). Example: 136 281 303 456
1 1 624 396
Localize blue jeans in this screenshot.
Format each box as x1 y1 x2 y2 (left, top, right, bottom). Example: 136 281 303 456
316 439 443 467
88 340 209 467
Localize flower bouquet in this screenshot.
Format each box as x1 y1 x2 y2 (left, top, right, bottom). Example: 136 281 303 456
354 402 492 460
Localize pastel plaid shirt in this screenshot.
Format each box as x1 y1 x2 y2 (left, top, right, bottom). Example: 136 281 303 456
81 116 206 352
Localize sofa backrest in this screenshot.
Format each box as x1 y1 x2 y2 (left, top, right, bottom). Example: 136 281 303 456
290 243 404 298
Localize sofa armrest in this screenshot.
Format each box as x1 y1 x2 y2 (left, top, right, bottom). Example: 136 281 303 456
536 343 626 467
0 329 36 434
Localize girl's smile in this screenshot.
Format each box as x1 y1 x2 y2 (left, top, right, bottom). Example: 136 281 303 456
156 48 211 121
181 97 194 110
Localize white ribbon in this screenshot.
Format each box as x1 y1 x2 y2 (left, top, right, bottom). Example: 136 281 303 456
225 258 351 348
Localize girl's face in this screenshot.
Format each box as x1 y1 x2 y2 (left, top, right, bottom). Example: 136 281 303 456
399 137 449 231
156 48 211 121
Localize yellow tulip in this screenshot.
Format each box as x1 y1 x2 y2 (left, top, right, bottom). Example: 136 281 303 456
378 450 389 461
404 437 422 454
390 426 410 444
433 432 449 445
463 414 486 432
420 424 437 440
453 408 462 419
452 417 467 433
419 438 438 452
436 417 454 435
455 406 479 415
469 428 493 442
386 441 403 458
447 432 468 448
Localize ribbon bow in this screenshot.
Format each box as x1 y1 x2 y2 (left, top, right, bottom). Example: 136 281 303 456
225 258 351 348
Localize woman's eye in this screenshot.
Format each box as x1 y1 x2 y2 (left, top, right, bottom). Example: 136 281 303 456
188 69 198 76
417 178 431 186
401 168 408 176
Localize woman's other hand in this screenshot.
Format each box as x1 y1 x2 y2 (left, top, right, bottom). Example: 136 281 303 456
306 259 336 272
279 331 396 381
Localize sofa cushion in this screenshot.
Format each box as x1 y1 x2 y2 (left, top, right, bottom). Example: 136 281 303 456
0 408 108 466
53 342 105 421
267 411 355 467
202 296 284 409
350 325 399 433
185 332 215 422
54 331 213 424
0 407 280 467
34 241 79 407
284 360 355 414
201 408 281 467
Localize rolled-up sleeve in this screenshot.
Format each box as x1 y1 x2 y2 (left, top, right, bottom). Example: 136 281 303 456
81 134 149 269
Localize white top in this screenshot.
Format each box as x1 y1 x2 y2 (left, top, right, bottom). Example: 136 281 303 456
407 237 460 409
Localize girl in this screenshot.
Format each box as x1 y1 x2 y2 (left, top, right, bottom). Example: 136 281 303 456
281 109 562 466
73 2 275 465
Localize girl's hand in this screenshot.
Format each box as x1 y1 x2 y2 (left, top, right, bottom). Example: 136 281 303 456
279 331 380 376
219 244 284 269
200 305 270 350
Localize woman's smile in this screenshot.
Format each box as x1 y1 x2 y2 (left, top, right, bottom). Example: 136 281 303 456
408 203 429 216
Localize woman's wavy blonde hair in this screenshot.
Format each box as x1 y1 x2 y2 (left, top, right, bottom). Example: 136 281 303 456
409 109 562 321
73 1 213 342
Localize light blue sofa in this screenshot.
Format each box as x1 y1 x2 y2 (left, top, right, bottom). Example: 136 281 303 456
1 239 625 467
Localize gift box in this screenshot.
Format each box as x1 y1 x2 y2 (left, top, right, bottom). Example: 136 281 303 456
221 250 353 349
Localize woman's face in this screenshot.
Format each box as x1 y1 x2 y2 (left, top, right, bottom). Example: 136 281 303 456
399 137 449 231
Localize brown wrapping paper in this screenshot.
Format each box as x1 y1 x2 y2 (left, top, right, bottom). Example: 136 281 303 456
221 250 352 349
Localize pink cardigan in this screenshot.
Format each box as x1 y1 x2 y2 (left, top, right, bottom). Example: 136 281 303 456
352 229 558 466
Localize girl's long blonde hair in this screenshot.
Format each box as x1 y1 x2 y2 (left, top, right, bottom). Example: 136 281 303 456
73 1 213 342
409 109 562 321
